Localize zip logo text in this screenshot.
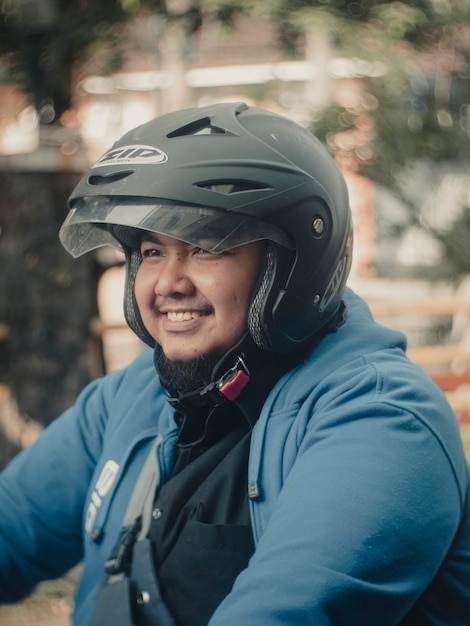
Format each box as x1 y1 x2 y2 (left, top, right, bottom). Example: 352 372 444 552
93 145 168 168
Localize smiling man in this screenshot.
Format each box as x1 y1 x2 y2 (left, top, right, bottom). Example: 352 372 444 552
0 102 470 626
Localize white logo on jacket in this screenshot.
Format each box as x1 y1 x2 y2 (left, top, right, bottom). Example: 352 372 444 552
85 460 119 535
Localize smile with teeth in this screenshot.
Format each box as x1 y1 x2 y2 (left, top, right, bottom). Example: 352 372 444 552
167 311 203 321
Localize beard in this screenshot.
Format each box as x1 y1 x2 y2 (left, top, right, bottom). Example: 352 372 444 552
154 345 220 398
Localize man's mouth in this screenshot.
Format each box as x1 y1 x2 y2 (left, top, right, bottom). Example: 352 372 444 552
166 311 203 321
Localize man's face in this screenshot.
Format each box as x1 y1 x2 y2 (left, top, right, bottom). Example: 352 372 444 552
134 233 265 361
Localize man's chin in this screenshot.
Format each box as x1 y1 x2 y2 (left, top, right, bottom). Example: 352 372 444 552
154 346 222 398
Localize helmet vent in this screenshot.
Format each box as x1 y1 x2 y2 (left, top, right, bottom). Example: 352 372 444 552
167 117 228 137
88 171 133 185
195 180 270 194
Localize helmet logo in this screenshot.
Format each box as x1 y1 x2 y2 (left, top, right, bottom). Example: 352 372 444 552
319 256 347 312
92 144 168 168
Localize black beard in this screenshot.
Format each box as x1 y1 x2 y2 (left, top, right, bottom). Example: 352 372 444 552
154 346 219 398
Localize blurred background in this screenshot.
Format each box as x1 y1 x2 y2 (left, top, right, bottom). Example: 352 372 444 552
0 0 469 620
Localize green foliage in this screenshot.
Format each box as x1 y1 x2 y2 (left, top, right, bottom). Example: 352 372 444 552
0 1 164 90
312 61 470 278
312 64 469 180
301 2 469 279
2 0 469 90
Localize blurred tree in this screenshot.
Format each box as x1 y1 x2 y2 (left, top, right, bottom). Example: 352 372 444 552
300 3 470 278
309 15 470 184
0 0 166 121
2 1 469 121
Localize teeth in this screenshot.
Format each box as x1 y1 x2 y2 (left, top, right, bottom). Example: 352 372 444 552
167 311 202 321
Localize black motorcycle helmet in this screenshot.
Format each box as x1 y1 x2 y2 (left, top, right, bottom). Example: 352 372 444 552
60 101 353 354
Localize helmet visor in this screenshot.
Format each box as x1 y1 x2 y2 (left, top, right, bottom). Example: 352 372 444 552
60 196 294 257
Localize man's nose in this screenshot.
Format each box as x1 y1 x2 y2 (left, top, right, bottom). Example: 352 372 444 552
154 257 195 297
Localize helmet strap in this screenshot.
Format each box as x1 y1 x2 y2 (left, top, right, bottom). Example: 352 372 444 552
163 354 251 414
156 333 258 414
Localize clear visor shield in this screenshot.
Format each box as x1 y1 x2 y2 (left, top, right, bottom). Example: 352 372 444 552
59 197 294 257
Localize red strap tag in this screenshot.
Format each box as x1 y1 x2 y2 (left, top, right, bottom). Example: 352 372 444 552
219 369 250 401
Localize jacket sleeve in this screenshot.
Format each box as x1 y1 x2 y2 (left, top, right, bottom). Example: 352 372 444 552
0 373 116 603
209 359 469 625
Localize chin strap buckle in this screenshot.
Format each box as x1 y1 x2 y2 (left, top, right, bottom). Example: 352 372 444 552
167 356 251 412
216 356 250 401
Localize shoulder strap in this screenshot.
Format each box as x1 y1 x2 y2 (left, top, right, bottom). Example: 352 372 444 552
123 435 162 540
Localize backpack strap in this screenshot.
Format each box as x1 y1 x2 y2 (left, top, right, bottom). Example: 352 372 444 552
123 435 162 540
105 435 162 575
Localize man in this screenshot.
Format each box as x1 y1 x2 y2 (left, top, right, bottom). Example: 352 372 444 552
0 101 469 625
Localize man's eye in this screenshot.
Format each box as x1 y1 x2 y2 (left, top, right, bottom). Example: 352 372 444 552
141 248 162 257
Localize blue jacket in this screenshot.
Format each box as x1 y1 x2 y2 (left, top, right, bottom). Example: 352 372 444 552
1 289 469 625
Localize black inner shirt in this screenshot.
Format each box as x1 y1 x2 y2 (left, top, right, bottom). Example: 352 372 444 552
146 346 307 625
149 404 253 625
